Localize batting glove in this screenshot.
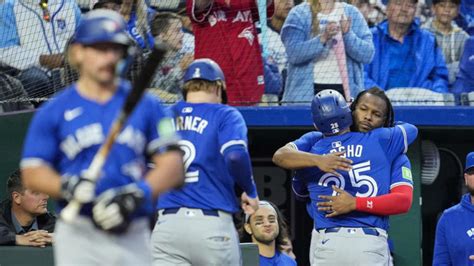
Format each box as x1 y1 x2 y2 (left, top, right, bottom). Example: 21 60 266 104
92 182 150 234
61 175 95 204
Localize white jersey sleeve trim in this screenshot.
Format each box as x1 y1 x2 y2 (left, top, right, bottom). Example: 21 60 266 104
396 125 408 153
20 158 51 168
288 142 298 151
292 183 309 198
390 182 413 190
220 140 247 154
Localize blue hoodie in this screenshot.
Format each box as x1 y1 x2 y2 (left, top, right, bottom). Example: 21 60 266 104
433 193 474 265
364 20 449 93
281 2 374 104
453 36 474 94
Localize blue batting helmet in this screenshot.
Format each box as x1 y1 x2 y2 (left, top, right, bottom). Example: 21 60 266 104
311 90 352 135
72 9 131 46
183 59 226 84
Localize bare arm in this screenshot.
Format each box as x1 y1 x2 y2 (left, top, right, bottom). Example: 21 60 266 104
272 143 352 174
21 166 62 199
145 150 184 198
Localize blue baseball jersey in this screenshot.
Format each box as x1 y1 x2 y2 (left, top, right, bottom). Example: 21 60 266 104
157 101 254 213
291 130 414 224
20 80 178 217
294 124 417 230
260 251 297 266
433 193 474 266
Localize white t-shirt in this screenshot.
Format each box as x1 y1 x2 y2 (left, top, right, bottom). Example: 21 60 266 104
313 2 345 84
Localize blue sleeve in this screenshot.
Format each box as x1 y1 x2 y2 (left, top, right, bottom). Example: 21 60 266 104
422 41 449 93
263 58 282 95
433 212 451 265
145 96 179 155
74 4 82 29
218 107 248 154
223 145 258 198
342 5 374 64
377 123 418 161
291 131 323 152
0 1 20 48
390 155 414 189
21 104 60 166
281 6 329 65
292 176 309 202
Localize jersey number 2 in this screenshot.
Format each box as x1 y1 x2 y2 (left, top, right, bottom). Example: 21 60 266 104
178 140 199 183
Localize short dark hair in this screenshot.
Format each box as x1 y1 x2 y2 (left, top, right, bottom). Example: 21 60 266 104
93 0 123 9
239 201 291 252
350 87 394 129
150 12 181 37
7 169 23 200
432 0 460 6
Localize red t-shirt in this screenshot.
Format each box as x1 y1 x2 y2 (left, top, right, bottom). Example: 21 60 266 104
187 0 274 105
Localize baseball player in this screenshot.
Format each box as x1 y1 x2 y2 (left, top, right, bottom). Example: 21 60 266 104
20 10 184 265
273 88 415 263
151 58 259 265
186 0 274 105
292 90 418 265
240 201 297 266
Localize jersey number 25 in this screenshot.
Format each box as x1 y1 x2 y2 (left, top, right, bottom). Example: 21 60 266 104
318 161 378 197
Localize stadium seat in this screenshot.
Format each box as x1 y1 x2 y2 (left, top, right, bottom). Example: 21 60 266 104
385 88 456 106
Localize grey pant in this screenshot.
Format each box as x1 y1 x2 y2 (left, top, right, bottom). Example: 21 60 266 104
312 227 390 266
151 207 241 266
54 216 152 266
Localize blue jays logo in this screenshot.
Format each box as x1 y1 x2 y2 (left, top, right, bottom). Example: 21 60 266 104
238 26 255 46
56 19 66 30
192 68 201 78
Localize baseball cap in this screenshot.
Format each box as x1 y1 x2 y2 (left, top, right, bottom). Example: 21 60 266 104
465 152 474 172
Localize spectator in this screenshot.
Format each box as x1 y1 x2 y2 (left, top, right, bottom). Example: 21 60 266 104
92 0 155 50
186 0 274 105
453 36 474 94
423 0 469 85
178 9 195 55
433 152 474 265
0 169 55 246
0 70 34 113
149 12 192 102
364 0 450 93
240 201 297 266
457 0 474 35
0 0 81 99
262 0 293 74
261 57 283 105
281 0 374 104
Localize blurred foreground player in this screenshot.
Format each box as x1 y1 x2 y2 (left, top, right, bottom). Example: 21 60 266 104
20 10 183 265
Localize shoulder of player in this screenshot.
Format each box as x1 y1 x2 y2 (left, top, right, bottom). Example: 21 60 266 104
35 85 76 116
279 252 297 265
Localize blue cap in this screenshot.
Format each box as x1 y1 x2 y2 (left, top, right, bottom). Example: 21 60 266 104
465 152 474 172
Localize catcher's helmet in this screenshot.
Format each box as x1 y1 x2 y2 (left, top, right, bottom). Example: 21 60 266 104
183 59 225 84
72 9 131 46
311 89 352 135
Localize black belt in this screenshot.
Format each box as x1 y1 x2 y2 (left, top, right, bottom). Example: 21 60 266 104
320 227 380 237
162 208 219 217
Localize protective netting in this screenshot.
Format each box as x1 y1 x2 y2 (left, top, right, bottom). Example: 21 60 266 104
0 0 472 111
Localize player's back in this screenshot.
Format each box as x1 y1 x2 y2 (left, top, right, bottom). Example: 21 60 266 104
157 101 247 213
305 127 410 230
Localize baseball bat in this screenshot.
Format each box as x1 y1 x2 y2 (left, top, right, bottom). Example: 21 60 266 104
61 43 169 223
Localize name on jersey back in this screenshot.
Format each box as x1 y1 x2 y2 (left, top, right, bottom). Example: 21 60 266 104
174 116 209 134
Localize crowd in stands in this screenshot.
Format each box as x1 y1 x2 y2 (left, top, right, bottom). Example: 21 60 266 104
0 0 473 109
